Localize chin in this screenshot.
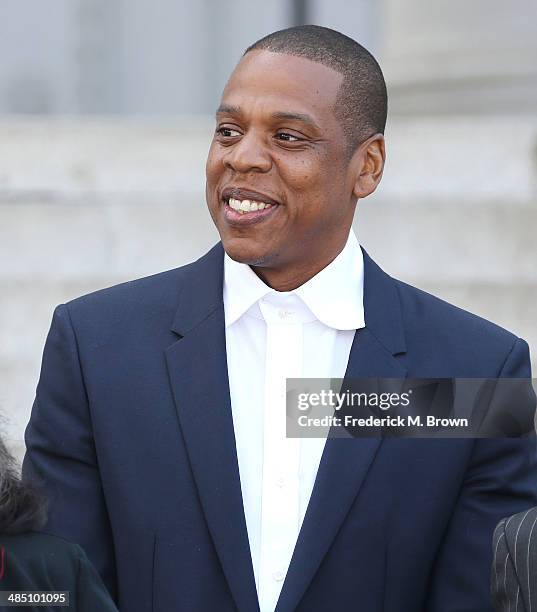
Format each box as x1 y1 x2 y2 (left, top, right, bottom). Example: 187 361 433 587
222 236 272 267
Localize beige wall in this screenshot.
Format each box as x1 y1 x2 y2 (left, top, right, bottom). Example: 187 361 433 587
381 0 537 114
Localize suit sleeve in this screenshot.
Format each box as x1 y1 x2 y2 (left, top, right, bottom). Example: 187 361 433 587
22 304 117 600
491 517 528 612
425 338 537 611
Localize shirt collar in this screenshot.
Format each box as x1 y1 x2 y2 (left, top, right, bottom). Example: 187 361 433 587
223 229 365 331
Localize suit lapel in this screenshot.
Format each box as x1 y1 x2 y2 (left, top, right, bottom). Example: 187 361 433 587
165 244 260 612
275 249 408 612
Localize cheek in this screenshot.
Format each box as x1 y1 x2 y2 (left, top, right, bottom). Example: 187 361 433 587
278 154 351 231
278 154 325 190
205 144 223 185
278 154 336 211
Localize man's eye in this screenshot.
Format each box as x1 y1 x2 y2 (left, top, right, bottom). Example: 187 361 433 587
276 132 301 142
217 127 241 137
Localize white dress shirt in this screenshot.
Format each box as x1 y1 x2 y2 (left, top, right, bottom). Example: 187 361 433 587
223 229 365 612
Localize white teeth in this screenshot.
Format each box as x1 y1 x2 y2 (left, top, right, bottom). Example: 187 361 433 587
227 197 274 213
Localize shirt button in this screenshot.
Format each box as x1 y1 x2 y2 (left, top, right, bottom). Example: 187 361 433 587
273 570 285 582
278 309 293 319
276 476 285 488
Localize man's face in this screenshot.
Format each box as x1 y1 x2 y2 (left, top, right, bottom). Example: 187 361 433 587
205 50 363 274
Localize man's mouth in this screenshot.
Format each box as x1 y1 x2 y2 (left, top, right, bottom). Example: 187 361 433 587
220 187 280 225
227 197 275 214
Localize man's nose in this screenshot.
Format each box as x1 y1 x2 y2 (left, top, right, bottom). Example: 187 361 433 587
223 131 272 173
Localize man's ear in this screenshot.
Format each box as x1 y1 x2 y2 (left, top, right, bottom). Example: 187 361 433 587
351 134 386 199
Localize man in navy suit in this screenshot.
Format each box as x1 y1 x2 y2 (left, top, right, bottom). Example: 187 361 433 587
23 26 537 611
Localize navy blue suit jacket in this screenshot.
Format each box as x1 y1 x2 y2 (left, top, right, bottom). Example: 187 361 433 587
23 243 537 611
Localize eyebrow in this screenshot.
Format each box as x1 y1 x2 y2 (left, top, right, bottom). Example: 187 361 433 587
272 111 321 131
215 105 321 131
216 104 240 116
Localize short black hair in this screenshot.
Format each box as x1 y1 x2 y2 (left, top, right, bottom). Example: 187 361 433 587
244 25 387 155
0 433 47 535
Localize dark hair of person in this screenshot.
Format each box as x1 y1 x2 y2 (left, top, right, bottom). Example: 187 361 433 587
0 434 47 535
244 25 388 156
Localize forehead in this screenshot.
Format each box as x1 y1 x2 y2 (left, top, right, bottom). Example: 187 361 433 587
220 50 343 121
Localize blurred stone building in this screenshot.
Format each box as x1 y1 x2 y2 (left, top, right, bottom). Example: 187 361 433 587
1 0 536 460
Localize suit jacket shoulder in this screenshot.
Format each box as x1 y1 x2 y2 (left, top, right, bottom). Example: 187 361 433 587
393 277 526 377
492 506 537 611
60 244 223 347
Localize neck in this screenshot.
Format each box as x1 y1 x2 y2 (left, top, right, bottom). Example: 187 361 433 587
251 232 349 292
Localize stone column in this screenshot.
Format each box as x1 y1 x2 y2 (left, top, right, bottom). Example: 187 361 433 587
379 0 537 114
